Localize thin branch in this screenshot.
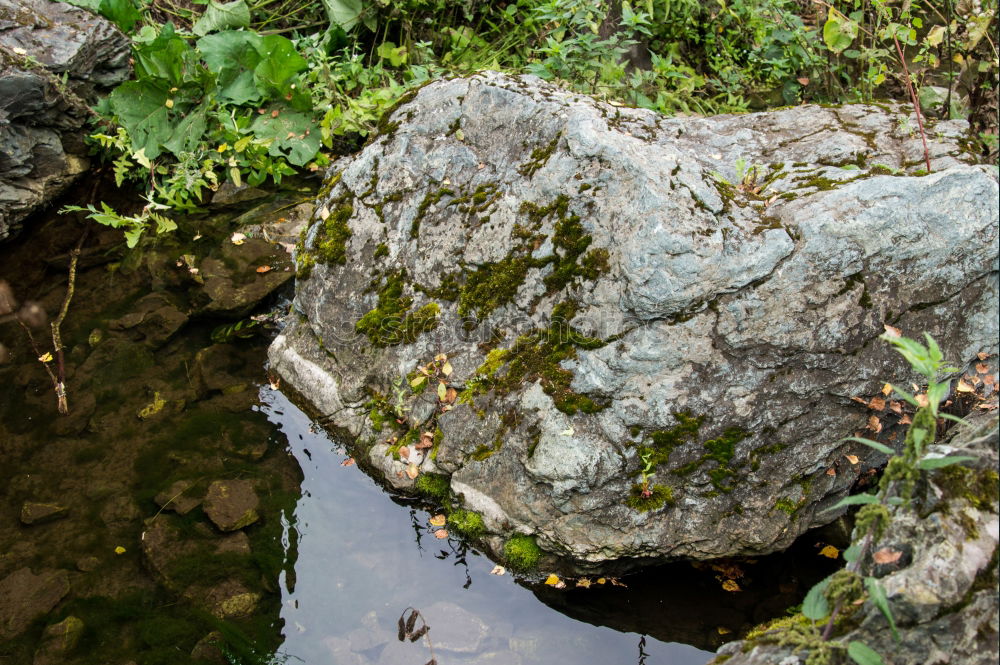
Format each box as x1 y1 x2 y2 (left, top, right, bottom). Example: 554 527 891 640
893 35 932 172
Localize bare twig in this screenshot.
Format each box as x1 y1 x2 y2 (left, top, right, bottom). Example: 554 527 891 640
893 35 932 172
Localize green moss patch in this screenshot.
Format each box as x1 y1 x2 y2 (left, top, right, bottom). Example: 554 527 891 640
355 271 440 346
415 473 451 501
625 484 674 512
448 509 485 538
504 534 542 571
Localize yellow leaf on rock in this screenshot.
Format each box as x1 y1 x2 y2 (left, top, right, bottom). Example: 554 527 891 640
429 514 446 527
544 574 560 586
721 579 741 592
576 578 592 588
845 454 859 465
441 361 453 376
437 382 448 401
717 626 732 635
956 379 974 393
819 545 840 559
882 383 892 396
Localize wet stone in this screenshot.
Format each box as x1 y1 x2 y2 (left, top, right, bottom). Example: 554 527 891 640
33 615 84 664
197 238 293 317
421 601 490 654
0 567 71 641
214 531 251 555
190 631 227 664
154 480 203 516
20 501 68 525
75 556 101 572
203 479 260 532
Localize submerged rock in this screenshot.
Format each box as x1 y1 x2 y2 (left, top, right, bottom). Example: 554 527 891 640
203 479 260 531
0 0 130 241
0 567 70 640
33 615 84 664
19 500 68 525
270 72 999 570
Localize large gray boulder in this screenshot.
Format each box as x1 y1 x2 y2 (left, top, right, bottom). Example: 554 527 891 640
269 72 999 571
0 0 130 241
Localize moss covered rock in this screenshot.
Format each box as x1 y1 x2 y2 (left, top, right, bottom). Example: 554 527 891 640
271 72 998 572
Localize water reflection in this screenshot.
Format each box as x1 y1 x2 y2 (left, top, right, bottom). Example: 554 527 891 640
263 388 711 665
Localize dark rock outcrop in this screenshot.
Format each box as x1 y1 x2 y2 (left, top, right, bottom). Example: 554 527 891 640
0 0 130 241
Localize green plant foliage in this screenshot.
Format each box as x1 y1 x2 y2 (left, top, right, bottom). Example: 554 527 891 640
448 509 485 538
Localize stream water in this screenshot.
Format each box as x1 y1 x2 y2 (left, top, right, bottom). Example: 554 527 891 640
0 189 842 665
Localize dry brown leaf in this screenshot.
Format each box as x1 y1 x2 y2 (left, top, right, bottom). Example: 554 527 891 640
818 545 840 559
255 265 272 273
867 415 882 433
978 352 989 361
444 387 458 404
721 579 741 592
915 393 929 408
433 529 449 539
405 463 419 479
851 396 868 406
976 363 990 374
429 514 446 527
873 548 902 565
883 324 902 338
956 379 975 393
398 446 410 459
826 467 837 476
341 457 355 467
576 578 592 588
434 353 447 362
899 413 912 425
984 375 996 386
889 401 903 415
489 565 506 575
416 432 434 450
881 383 893 396
868 397 886 411
845 454 860 465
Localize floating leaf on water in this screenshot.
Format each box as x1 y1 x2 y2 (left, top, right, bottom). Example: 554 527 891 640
818 545 840 559
256 265 272 273
576 578 591 588
114 546 126 555
230 232 247 245
340 457 355 467
433 529 448 539
596 578 606 585
544 574 560 586
429 514 446 527
717 626 732 635
489 565 506 576
721 579 741 592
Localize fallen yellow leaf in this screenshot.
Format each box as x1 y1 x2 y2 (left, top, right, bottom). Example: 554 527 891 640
721 579 741 592
717 626 732 635
114 546 126 555
544 574 561 586
405 463 419 479
818 545 840 559
881 383 892 396
433 529 448 539
576 578 592 588
845 454 859 465
38 352 53 363
429 514 446 527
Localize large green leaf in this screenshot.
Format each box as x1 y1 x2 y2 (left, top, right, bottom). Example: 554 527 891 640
133 23 195 85
98 0 141 33
108 80 173 160
192 0 251 37
864 577 900 641
197 31 264 104
823 9 857 54
847 641 885 665
321 0 364 31
250 110 321 166
253 35 308 98
162 104 209 156
802 576 832 621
